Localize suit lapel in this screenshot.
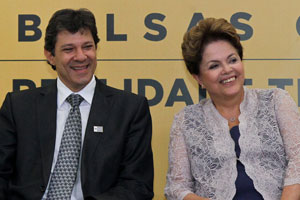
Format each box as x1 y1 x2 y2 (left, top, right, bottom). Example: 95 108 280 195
82 80 114 161
37 82 57 185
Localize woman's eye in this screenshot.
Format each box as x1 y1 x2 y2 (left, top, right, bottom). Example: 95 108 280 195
209 64 218 70
230 58 237 63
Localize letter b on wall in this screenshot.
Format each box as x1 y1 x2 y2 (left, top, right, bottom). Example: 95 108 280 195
18 14 42 41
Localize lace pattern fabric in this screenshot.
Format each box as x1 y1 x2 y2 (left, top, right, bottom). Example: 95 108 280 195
165 87 300 200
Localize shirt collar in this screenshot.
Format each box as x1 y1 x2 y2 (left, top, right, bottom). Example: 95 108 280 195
57 76 96 107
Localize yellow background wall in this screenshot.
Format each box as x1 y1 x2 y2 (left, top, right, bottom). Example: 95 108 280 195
1 1 300 199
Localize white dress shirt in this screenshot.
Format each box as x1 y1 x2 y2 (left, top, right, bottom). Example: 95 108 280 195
42 76 96 200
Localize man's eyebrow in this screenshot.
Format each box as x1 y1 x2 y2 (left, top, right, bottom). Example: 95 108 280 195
83 41 94 45
60 44 73 48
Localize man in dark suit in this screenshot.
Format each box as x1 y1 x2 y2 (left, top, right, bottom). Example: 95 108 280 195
0 8 154 200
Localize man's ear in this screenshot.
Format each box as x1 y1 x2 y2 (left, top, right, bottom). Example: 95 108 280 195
44 49 55 66
192 74 205 89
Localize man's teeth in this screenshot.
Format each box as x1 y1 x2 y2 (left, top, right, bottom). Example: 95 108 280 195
72 65 88 69
222 77 236 84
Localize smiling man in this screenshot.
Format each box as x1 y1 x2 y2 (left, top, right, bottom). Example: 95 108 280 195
0 8 154 200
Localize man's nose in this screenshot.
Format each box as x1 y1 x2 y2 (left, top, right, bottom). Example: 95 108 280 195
74 48 87 61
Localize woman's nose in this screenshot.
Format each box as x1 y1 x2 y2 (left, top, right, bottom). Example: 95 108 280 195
222 63 233 74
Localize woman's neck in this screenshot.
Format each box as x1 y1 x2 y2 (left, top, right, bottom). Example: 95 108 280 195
211 90 244 128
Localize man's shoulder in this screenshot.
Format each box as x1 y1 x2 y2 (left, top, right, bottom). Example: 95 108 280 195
94 82 150 116
6 84 55 103
96 81 145 101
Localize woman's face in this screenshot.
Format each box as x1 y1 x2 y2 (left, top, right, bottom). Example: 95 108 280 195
193 40 245 101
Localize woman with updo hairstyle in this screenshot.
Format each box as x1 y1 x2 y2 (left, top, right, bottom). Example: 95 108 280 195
164 18 300 200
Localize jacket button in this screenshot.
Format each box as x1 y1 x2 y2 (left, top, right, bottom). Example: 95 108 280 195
40 185 46 192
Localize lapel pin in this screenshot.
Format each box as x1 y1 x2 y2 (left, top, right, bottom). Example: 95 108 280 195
93 126 103 133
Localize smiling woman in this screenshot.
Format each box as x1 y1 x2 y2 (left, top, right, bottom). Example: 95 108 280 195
192 40 245 109
164 18 300 200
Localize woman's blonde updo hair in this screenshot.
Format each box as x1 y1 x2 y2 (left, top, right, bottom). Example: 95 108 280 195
181 18 243 75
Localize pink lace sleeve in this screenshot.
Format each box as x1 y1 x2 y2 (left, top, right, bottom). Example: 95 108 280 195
274 89 300 186
165 111 194 200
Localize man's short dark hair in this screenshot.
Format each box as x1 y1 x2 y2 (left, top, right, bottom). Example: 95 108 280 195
44 8 100 70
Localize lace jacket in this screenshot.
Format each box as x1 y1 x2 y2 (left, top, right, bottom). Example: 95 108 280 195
165 87 300 200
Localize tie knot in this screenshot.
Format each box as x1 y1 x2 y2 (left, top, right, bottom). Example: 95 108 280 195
66 94 84 107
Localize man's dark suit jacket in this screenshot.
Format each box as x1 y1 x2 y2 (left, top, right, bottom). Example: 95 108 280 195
0 79 154 200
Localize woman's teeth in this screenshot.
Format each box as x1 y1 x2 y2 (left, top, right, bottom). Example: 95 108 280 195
222 77 236 84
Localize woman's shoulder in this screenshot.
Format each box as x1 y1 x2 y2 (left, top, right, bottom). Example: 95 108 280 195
180 98 210 113
245 87 288 99
174 99 210 119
